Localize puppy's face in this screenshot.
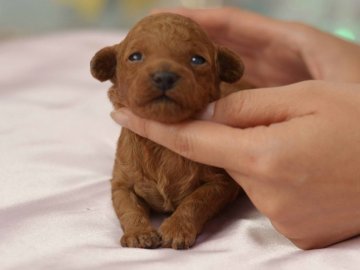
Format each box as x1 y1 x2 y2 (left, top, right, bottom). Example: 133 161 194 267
91 13 244 123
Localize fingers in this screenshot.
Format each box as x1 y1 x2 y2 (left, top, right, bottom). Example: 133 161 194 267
199 82 318 128
110 82 320 173
111 109 259 173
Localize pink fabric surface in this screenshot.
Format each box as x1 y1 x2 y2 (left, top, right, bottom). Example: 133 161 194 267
0 32 359 270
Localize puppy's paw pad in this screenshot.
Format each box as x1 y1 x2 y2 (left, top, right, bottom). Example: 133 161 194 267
159 219 197 249
120 229 161 249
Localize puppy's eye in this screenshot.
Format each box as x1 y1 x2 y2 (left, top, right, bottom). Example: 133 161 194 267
128 52 143 62
191 55 206 65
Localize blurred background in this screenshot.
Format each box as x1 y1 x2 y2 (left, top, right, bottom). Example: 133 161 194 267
0 0 359 42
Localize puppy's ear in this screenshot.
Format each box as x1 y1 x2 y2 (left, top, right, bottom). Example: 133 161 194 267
90 45 118 82
217 46 244 83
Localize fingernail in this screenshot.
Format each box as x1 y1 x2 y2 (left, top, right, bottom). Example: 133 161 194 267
111 109 129 127
197 102 215 120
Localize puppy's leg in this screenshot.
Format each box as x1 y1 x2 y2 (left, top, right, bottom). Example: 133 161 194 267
159 171 239 249
112 180 161 248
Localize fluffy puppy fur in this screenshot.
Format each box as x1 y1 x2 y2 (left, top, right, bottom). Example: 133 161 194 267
91 13 244 249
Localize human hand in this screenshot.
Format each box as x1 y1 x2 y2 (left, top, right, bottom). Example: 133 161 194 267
111 80 360 249
152 7 360 87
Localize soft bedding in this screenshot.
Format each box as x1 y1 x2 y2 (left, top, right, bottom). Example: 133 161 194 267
0 31 359 270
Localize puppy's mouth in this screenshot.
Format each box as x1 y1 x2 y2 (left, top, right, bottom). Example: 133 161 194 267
128 71 199 123
135 91 180 108
151 94 176 104
133 91 193 123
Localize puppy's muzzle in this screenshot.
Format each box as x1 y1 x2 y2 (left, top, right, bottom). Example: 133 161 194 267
151 71 180 92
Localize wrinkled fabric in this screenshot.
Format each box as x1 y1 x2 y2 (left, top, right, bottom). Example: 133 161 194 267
0 32 359 270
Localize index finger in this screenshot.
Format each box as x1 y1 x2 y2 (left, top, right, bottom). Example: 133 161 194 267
111 108 261 174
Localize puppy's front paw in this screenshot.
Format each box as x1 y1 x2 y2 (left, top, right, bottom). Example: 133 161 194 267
120 229 161 249
159 217 197 249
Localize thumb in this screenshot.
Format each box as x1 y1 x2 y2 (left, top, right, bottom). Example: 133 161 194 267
199 81 317 127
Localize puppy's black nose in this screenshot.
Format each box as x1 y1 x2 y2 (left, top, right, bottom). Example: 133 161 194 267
151 71 179 91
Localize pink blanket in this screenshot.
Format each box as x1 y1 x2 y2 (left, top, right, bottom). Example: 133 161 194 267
0 32 359 270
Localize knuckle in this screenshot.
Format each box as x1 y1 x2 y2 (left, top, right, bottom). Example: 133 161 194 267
173 131 194 159
135 117 152 139
250 152 283 181
246 135 291 183
232 90 252 114
276 223 322 250
262 200 285 221
215 90 249 123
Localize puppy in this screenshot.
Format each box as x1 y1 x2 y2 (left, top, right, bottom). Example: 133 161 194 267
91 13 244 249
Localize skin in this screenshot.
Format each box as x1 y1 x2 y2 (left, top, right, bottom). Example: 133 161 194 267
111 7 360 249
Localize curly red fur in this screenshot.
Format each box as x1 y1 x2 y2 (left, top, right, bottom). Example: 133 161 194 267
91 13 245 249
